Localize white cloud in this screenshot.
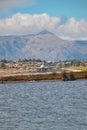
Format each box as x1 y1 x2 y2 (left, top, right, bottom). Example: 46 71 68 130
0 13 60 35
0 13 87 40
57 18 87 40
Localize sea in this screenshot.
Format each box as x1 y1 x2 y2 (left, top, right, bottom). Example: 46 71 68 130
0 80 87 130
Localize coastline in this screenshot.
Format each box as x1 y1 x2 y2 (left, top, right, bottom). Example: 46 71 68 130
0 71 87 83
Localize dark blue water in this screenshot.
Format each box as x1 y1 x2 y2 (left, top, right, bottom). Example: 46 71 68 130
0 80 87 130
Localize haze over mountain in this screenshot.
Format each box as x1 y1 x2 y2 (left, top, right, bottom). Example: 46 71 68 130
0 30 87 61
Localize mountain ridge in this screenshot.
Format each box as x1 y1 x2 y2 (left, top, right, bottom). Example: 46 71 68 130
0 30 87 61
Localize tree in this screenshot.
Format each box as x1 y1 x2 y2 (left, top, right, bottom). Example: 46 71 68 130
0 62 6 69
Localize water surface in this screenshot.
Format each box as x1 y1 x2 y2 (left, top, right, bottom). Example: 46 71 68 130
0 80 87 130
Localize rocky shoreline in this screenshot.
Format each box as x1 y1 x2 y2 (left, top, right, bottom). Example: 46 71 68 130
0 71 87 83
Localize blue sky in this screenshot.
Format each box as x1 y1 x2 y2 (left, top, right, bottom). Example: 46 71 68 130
29 0 87 21
0 0 87 40
0 0 87 20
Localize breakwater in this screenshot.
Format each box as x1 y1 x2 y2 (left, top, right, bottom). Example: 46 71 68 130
0 71 87 83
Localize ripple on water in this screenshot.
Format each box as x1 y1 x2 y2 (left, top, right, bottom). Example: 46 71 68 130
0 80 87 130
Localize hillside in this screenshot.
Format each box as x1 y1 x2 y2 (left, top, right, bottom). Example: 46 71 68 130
0 30 87 61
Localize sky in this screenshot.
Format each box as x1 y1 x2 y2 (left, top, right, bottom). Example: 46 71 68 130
0 0 87 40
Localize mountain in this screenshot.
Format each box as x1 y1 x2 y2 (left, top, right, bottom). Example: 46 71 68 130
0 30 87 61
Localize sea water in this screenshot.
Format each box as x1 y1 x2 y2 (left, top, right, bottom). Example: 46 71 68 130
0 80 87 130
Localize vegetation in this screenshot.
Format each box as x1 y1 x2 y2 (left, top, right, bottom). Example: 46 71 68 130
0 59 87 83
63 66 87 71
0 68 30 74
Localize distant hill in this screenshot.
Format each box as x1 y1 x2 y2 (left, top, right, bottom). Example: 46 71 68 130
0 30 87 61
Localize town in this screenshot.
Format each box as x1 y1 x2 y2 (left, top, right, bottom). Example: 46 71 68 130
0 59 87 74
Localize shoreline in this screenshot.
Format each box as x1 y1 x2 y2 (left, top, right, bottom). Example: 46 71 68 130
0 71 87 83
